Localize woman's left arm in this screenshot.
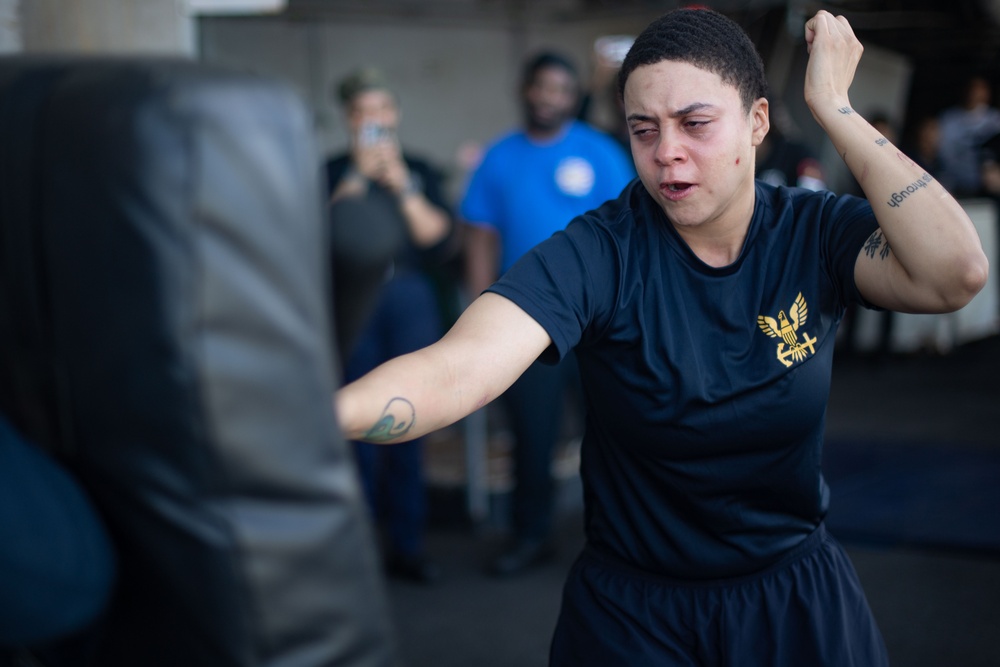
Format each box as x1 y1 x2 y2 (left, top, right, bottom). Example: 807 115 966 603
804 10 988 313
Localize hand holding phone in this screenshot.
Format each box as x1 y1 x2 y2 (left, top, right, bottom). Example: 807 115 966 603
357 122 394 147
353 121 409 194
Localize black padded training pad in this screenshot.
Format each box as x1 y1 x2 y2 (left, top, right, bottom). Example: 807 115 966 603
0 57 394 666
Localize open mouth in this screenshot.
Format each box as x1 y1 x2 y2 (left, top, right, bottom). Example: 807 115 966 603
661 181 694 199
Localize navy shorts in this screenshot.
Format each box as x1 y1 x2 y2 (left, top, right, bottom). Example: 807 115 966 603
549 525 888 667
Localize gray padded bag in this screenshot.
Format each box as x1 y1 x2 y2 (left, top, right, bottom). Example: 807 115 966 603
0 57 396 667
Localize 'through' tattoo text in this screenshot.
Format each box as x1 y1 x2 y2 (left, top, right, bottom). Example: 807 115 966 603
886 172 934 208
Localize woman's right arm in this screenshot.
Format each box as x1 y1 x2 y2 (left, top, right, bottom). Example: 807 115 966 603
335 292 552 444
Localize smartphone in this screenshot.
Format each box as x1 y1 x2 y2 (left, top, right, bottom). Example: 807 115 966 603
358 122 394 146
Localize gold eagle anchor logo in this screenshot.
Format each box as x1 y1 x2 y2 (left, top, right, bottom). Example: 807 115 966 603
757 292 818 368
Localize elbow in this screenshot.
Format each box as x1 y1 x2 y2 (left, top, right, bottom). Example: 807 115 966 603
941 250 990 312
414 222 450 249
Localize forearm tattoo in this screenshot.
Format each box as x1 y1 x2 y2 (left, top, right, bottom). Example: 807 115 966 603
838 106 853 115
363 397 416 442
875 137 888 146
885 172 934 208
863 230 891 260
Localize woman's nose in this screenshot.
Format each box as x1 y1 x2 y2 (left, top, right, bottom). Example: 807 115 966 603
654 128 686 165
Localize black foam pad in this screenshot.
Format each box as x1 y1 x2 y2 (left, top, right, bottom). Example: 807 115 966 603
0 57 395 667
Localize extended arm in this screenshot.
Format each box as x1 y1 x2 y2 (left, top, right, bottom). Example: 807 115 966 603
336 292 551 443
803 11 988 313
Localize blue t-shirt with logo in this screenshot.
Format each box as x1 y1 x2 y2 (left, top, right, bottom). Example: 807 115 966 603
488 180 878 580
460 121 635 273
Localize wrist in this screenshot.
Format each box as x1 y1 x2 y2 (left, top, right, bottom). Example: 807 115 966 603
331 168 368 201
399 172 423 199
344 165 368 187
808 94 854 128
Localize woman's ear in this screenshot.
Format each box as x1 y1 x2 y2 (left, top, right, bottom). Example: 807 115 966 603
751 97 770 147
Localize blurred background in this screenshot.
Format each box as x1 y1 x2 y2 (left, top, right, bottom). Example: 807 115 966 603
3 2 1000 666
4 0 1000 198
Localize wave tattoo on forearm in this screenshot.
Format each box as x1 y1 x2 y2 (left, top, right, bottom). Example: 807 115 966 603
363 397 416 442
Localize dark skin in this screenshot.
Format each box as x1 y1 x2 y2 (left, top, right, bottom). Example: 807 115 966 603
523 65 580 138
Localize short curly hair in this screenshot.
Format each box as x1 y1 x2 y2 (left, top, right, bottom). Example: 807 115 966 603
617 8 768 114
521 51 579 89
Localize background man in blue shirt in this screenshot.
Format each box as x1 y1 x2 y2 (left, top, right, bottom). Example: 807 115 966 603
461 51 633 576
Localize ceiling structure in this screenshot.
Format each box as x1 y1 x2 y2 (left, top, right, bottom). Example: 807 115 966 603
270 0 1000 128
278 0 1000 73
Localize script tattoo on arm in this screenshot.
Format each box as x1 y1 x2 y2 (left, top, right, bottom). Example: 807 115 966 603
363 397 416 442
875 137 888 146
863 230 891 260
885 172 934 209
838 106 853 115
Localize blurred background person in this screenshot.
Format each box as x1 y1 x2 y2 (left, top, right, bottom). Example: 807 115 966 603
982 131 1000 196
460 50 633 577
937 74 1000 197
326 67 455 584
978 130 1000 291
902 114 943 176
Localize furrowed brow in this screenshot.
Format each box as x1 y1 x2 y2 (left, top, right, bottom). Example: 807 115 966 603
670 102 716 117
627 103 717 124
626 112 656 124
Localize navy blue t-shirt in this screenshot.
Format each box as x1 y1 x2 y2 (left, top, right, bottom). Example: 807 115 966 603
489 180 878 579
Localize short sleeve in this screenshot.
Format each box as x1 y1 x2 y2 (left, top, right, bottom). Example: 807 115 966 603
487 205 623 362
819 192 879 308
